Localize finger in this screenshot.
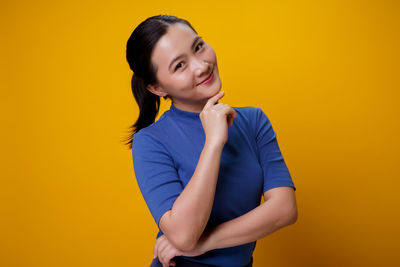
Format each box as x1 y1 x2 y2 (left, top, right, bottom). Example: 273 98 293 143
155 235 166 253
159 244 176 266
218 105 236 117
210 105 235 125
153 238 161 259
161 244 178 267
159 250 167 266
153 245 157 259
159 252 167 267
226 107 237 126
227 115 233 126
157 239 170 263
232 108 238 118
213 103 236 116
210 102 228 112
226 107 237 119
153 235 165 259
163 254 174 267
158 240 169 258
204 91 224 109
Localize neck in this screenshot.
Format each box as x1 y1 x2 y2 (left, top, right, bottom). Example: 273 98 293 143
172 100 208 113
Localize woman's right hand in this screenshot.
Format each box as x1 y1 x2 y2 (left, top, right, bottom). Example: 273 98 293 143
153 235 207 267
199 91 238 146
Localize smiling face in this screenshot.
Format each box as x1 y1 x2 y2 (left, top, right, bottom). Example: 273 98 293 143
146 23 222 112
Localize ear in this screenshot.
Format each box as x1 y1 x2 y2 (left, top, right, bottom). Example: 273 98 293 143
146 84 168 97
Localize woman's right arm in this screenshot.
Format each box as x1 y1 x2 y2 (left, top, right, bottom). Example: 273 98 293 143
158 91 237 252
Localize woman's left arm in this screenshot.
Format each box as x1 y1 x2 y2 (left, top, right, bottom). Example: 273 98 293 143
153 186 297 265
196 186 297 252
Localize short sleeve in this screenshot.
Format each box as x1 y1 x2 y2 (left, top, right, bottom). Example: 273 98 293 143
131 132 184 227
254 108 296 193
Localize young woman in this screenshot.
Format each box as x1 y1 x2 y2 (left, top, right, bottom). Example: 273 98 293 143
125 15 298 267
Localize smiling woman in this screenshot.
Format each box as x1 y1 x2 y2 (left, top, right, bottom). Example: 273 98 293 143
125 15 297 267
145 22 222 113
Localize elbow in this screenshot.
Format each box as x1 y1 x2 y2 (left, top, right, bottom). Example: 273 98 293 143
179 239 198 252
277 203 298 227
287 206 298 225
169 232 198 252
282 193 298 226
159 211 200 252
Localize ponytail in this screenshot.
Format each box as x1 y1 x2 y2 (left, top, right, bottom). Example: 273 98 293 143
123 73 161 149
124 15 196 149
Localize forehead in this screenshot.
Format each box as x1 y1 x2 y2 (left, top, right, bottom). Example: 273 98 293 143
151 23 197 69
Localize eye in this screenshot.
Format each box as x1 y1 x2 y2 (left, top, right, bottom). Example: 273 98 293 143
174 61 184 71
195 41 205 52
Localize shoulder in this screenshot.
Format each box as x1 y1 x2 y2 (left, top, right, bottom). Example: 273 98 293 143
232 106 269 126
131 112 172 153
231 106 273 140
133 111 171 141
233 106 260 114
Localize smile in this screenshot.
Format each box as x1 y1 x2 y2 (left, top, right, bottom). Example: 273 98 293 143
197 71 214 86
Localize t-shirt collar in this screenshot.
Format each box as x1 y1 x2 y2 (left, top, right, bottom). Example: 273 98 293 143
169 103 201 119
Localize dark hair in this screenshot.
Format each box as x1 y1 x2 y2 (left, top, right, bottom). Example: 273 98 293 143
123 15 197 149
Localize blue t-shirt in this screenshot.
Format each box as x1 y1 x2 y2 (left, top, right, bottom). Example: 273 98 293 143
131 103 296 267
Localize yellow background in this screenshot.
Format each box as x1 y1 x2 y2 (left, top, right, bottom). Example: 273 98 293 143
1 0 399 266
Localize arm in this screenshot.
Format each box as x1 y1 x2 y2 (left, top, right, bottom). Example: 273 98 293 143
153 186 297 266
185 108 296 252
159 140 224 251
132 130 224 253
193 108 298 246
197 186 297 252
158 93 238 252
194 108 298 249
133 93 238 253
154 107 297 265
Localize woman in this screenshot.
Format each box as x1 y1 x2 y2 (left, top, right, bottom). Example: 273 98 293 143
125 15 298 267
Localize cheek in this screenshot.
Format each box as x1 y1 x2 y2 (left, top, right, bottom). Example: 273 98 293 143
157 70 189 88
167 74 193 89
205 47 217 62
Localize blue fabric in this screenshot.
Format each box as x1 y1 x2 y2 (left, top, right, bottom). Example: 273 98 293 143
132 103 296 267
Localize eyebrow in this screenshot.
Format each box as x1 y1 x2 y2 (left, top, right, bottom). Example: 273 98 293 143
168 36 202 71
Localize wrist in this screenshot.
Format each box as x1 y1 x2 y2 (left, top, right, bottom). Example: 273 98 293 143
204 139 224 152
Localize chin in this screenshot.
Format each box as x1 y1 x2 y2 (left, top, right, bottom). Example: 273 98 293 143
197 74 222 98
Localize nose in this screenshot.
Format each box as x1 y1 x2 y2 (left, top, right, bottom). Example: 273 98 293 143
192 57 210 77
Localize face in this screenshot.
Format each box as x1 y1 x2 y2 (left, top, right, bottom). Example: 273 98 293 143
147 23 222 112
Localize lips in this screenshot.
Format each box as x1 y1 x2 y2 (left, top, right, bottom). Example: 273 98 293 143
197 70 214 86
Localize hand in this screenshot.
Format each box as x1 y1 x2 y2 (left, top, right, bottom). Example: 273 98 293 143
200 91 238 146
153 235 182 267
153 235 208 267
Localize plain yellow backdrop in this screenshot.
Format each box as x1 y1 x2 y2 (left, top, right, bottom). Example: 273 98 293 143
1 0 399 266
